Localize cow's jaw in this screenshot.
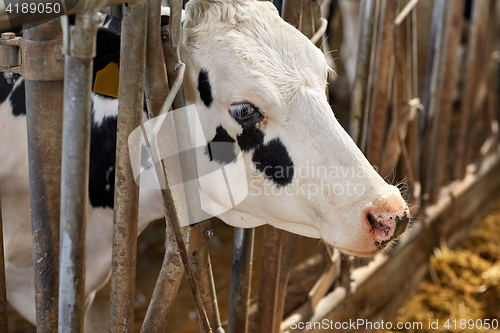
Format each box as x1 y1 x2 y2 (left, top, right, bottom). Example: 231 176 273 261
182 0 410 256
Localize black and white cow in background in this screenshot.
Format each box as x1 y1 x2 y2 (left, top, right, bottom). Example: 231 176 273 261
0 0 410 330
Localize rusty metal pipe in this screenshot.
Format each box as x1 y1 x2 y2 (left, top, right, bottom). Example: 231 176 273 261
58 12 102 333
0 194 7 332
228 227 255 333
428 0 466 202
157 2 213 330
140 224 184 333
139 2 187 331
257 226 298 333
365 0 397 167
188 241 223 333
109 2 148 333
349 0 379 145
455 0 492 179
419 0 448 199
145 0 169 118
23 18 64 333
155 187 212 333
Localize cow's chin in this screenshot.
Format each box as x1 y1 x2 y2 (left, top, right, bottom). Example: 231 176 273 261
324 237 391 258
332 245 385 258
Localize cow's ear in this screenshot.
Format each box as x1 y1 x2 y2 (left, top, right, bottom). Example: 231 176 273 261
92 28 121 98
94 27 120 74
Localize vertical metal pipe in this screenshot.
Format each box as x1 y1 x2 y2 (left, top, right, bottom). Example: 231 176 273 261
142 15 214 333
0 194 7 332
379 1 408 179
58 12 101 333
189 243 223 333
109 2 148 332
275 233 299 330
419 0 449 199
257 227 298 333
349 0 379 144
358 0 381 153
461 0 495 174
159 2 214 331
365 0 397 167
23 19 64 333
257 226 283 333
145 0 169 118
455 0 491 179
282 0 303 29
140 224 184 333
139 2 186 331
162 0 186 112
428 0 466 202
228 228 255 333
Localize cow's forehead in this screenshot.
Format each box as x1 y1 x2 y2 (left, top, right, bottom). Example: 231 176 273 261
183 0 329 94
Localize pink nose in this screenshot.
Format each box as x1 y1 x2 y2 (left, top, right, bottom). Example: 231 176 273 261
367 209 409 247
365 188 410 249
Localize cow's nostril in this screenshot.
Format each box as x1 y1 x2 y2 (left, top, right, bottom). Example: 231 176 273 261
393 210 410 238
367 213 378 227
367 212 395 243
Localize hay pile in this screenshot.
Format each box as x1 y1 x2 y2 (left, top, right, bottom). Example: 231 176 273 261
384 205 500 333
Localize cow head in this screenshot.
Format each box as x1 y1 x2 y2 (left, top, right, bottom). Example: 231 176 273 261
181 0 410 257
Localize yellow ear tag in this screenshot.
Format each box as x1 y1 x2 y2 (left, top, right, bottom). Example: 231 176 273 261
93 62 120 98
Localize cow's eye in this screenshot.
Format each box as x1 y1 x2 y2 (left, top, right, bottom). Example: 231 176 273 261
229 102 260 121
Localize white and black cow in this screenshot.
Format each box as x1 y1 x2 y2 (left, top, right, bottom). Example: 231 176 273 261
0 0 409 330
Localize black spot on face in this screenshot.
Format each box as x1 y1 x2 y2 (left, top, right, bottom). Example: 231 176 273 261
198 69 213 108
228 104 294 187
205 126 237 164
237 125 265 152
251 138 294 187
10 80 26 117
235 110 265 152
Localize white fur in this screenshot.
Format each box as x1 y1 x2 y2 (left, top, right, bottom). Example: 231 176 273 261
182 0 406 255
91 94 119 125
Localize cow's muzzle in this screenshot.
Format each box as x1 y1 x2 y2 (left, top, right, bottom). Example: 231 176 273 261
367 208 410 249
